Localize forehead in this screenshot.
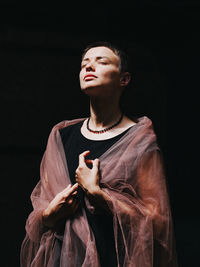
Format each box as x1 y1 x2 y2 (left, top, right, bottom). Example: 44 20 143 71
82 46 119 63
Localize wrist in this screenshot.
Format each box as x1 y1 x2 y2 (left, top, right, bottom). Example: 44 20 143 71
86 185 112 215
42 208 54 228
86 185 101 196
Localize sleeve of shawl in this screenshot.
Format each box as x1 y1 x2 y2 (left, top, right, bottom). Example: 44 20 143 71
22 120 69 244
104 149 177 267
25 180 49 243
20 121 68 267
136 150 171 236
20 180 51 267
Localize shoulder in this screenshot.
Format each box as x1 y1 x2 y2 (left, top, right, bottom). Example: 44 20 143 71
46 118 86 142
123 115 155 136
51 118 86 133
126 115 158 150
59 120 84 140
137 116 159 151
136 116 155 133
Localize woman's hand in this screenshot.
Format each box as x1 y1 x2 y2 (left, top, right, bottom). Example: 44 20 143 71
75 151 135 216
42 183 79 228
75 151 100 195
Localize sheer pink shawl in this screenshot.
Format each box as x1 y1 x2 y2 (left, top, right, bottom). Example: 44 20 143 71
20 116 178 267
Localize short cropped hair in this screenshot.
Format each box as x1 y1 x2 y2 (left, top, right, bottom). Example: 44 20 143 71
81 41 129 73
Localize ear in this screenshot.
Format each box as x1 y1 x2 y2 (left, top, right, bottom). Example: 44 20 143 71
120 72 131 87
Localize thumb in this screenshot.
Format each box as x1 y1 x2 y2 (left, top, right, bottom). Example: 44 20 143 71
92 158 100 170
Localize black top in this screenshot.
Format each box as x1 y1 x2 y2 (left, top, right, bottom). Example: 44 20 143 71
59 120 130 184
58 120 131 267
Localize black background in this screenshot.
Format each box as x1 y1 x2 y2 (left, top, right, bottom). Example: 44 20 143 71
0 1 199 266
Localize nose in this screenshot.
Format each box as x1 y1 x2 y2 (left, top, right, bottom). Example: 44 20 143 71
85 61 95 72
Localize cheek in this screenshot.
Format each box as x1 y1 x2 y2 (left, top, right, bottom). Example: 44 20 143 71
102 69 120 84
79 70 83 81
79 71 84 87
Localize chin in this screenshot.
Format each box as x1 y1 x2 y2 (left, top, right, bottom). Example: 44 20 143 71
80 84 115 98
81 85 101 95
81 88 99 97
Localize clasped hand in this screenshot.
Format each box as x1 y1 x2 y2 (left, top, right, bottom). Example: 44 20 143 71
42 150 100 228
75 150 100 194
42 183 79 228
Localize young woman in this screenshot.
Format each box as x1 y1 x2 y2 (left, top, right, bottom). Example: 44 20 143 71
20 42 178 266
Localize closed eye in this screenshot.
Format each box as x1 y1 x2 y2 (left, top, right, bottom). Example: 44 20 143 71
98 60 108 65
81 56 110 69
97 57 110 65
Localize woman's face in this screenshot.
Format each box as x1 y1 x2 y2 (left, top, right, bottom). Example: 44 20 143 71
79 46 122 97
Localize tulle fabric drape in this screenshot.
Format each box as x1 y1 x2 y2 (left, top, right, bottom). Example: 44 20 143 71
20 116 178 267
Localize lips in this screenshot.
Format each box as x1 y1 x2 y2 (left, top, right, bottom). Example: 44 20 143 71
84 74 97 80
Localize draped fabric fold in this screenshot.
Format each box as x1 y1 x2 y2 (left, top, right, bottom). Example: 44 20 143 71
20 116 178 267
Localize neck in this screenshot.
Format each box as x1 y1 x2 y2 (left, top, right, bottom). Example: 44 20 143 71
89 95 122 128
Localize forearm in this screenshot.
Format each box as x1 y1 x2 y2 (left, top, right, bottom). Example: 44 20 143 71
87 187 165 241
87 186 135 217
86 186 112 214
42 208 56 229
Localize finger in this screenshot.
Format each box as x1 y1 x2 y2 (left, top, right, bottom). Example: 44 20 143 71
61 184 71 194
71 183 79 190
66 184 71 189
71 191 78 196
80 150 90 157
85 159 93 165
67 198 73 205
67 197 79 207
63 183 74 192
78 150 90 166
64 183 79 197
92 158 100 170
